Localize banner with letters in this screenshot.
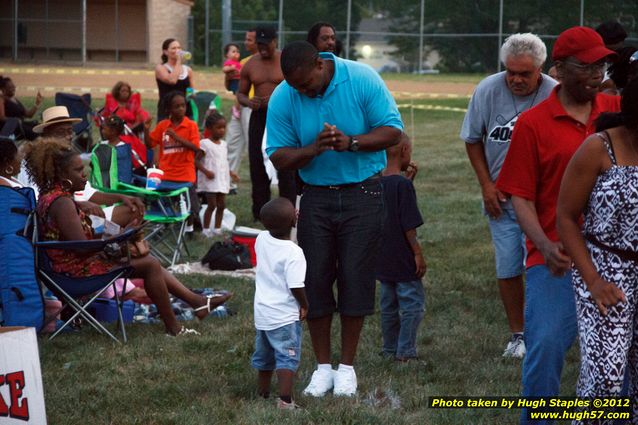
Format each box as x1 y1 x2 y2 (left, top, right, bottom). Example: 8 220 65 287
0 327 47 424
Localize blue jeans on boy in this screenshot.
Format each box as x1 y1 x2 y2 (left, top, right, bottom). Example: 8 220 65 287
520 265 578 424
379 280 425 359
251 321 302 372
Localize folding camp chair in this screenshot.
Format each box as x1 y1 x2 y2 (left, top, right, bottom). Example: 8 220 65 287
95 108 150 172
112 181 192 267
34 227 138 343
90 142 135 189
190 91 221 132
88 120 191 266
55 92 94 152
90 181 192 268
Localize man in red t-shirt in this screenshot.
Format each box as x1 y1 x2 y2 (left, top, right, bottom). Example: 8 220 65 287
496 27 620 424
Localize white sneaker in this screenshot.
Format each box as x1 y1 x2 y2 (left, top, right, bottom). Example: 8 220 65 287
184 224 194 233
203 228 223 238
302 368 334 397
333 367 357 397
502 335 526 358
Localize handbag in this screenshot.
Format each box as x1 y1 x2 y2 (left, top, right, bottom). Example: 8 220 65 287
201 240 252 271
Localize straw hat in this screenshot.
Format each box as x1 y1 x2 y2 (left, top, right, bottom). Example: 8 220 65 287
33 106 82 133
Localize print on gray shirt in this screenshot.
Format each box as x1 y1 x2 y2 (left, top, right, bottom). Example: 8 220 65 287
460 72 557 182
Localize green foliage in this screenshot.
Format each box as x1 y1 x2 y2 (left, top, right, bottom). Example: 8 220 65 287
381 0 638 72
190 0 364 65
191 0 280 66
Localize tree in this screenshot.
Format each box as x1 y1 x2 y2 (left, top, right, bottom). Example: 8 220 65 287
191 0 364 66
381 0 637 72
191 0 279 66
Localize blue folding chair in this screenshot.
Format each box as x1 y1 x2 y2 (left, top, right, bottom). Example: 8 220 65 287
34 228 138 343
55 92 94 152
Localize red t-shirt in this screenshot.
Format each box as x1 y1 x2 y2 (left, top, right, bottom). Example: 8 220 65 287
103 92 150 126
496 86 620 268
149 117 200 183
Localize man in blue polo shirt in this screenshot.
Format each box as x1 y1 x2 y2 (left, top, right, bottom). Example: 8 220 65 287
266 40 403 397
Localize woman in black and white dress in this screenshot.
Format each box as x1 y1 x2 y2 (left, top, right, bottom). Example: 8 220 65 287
557 79 638 424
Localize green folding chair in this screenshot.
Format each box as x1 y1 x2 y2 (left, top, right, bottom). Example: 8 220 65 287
190 91 222 132
103 181 192 267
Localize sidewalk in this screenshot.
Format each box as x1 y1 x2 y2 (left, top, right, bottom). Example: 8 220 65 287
2 63 475 100
3 64 227 100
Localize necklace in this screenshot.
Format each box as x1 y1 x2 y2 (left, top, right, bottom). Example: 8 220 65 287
509 77 542 118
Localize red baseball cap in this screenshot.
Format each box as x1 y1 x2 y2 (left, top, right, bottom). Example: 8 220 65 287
552 26 617 63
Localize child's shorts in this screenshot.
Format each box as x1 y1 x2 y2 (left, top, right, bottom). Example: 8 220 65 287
251 321 302 372
228 79 239 94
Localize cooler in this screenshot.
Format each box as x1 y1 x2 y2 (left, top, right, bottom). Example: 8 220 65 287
231 226 261 266
92 299 135 323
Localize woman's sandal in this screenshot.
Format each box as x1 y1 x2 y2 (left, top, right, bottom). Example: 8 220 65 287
167 326 201 337
193 292 233 320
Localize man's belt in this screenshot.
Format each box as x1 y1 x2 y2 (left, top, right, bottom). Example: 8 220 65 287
305 172 382 190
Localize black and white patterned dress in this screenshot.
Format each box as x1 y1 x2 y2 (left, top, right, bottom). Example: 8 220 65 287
572 131 637 424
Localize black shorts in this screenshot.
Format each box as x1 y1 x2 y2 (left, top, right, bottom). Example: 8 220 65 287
297 178 385 319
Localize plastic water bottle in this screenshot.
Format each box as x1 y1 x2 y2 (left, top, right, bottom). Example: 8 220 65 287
179 50 192 61
179 194 188 216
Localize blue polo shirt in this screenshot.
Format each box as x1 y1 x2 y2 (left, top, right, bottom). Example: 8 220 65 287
266 52 403 186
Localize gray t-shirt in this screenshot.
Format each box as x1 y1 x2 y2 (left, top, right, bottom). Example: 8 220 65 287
460 72 557 182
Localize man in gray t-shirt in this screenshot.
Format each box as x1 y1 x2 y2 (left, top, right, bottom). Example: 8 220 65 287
460 33 556 359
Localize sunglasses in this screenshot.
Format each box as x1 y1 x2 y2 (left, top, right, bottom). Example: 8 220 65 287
564 60 608 75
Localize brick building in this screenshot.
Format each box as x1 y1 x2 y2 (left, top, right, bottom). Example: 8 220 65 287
0 0 194 64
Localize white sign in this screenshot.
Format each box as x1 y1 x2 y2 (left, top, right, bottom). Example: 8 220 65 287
0 327 47 424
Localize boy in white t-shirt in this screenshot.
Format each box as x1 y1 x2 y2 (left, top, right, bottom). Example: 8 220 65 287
252 197 309 410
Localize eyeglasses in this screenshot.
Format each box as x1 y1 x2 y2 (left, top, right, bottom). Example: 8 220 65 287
47 124 74 138
564 60 608 75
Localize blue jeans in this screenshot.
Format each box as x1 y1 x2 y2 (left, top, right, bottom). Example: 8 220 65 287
379 280 425 359
487 207 526 279
251 321 302 372
520 265 578 425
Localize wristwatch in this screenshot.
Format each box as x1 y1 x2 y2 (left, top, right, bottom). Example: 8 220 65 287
348 136 360 152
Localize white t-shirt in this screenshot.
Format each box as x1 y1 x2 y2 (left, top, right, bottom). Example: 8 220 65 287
253 231 306 330
0 176 22 188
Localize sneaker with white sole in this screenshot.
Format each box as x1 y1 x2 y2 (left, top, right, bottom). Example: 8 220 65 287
202 228 223 238
333 367 357 397
502 334 526 358
302 368 334 397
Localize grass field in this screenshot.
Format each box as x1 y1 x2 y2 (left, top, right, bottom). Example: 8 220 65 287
23 90 581 424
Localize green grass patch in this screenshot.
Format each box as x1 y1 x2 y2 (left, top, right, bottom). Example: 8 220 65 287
380 73 487 84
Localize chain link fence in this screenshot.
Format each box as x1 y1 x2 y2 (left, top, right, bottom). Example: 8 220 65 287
2 0 637 73
198 0 638 74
